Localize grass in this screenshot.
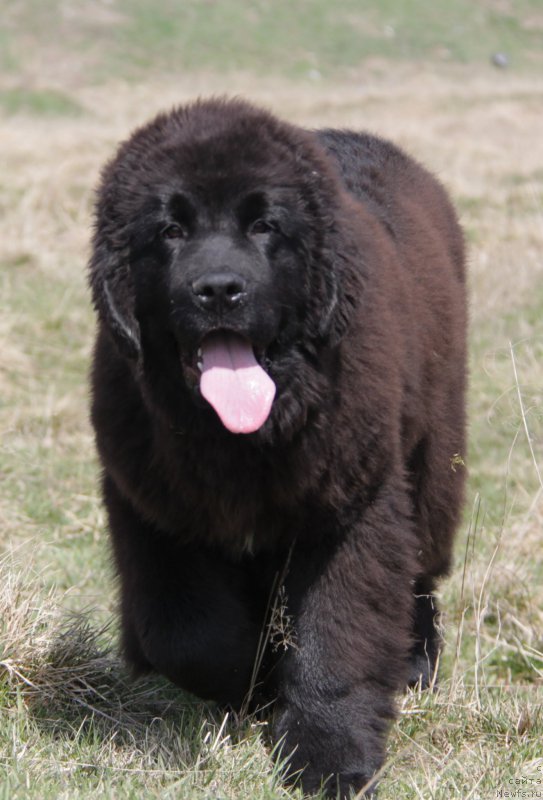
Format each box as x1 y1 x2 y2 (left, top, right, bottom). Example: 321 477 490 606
1 0 542 89
0 88 82 117
1 1 543 797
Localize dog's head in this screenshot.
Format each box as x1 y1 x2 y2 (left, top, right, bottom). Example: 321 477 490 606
89 98 357 436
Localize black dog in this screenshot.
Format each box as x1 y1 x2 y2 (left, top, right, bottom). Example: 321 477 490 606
89 98 467 797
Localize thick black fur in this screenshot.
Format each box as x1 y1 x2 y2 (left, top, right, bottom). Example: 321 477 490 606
89 98 467 797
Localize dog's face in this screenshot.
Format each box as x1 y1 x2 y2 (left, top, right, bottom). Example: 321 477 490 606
90 100 354 436
131 179 309 433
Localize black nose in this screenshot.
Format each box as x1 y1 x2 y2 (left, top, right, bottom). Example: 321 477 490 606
191 272 247 312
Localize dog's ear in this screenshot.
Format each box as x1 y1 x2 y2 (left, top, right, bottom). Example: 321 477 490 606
298 153 360 349
314 239 359 348
89 241 141 360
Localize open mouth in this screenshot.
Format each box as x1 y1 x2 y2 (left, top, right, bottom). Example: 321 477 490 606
184 330 276 434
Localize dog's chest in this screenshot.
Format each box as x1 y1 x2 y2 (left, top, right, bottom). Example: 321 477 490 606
161 435 303 552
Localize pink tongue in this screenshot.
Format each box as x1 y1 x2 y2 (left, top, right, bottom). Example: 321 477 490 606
199 332 276 434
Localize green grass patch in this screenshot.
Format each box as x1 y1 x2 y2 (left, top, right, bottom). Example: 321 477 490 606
0 88 83 117
2 0 543 90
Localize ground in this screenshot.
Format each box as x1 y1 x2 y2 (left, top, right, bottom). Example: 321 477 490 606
1 3 542 796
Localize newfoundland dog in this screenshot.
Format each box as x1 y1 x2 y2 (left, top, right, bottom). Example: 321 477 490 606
89 98 466 797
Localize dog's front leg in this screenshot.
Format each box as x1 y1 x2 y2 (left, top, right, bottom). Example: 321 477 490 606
272 478 418 798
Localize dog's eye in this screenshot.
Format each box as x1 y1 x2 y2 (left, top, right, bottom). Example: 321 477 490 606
162 223 186 241
249 219 276 236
